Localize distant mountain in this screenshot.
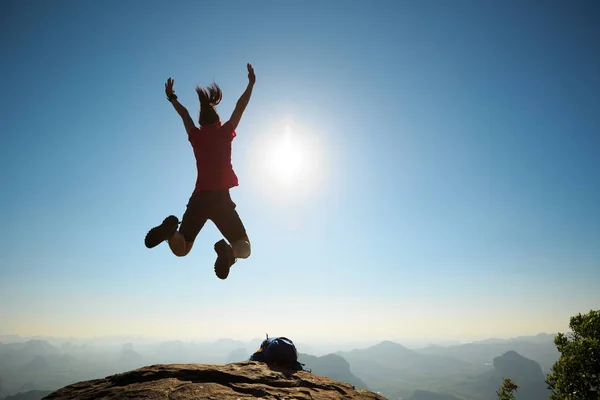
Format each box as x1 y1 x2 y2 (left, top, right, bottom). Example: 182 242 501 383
0 340 60 368
488 351 549 400
22 356 50 373
0 336 24 344
0 334 559 400
54 354 75 366
337 340 482 399
410 390 463 400
211 338 247 353
0 340 72 372
58 342 84 354
142 339 251 364
0 339 142 397
480 333 557 345
1 390 52 400
118 344 144 370
21 341 59 358
471 338 509 345
0 340 58 355
298 353 369 390
225 348 249 363
417 336 559 372
450 351 549 400
148 341 206 363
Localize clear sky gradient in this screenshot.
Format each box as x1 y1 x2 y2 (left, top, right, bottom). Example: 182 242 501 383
1 0 599 344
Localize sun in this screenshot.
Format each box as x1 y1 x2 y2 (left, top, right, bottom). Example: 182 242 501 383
265 126 307 185
246 122 326 203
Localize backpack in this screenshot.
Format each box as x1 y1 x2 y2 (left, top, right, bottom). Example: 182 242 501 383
249 335 305 371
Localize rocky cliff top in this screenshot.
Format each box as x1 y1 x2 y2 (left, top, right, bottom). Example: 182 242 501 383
43 360 387 399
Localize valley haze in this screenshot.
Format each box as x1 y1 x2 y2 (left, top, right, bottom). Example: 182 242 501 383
0 332 563 400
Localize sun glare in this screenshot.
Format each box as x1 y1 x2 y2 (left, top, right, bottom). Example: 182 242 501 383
265 126 306 185
247 121 326 203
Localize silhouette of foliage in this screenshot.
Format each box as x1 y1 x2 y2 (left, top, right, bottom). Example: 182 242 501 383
496 378 518 400
546 309 600 400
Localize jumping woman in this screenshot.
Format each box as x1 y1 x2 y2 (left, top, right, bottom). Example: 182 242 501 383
144 63 255 280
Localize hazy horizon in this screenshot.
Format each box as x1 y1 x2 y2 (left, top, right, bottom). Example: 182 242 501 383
0 330 565 349
2 1 598 346
0 327 563 399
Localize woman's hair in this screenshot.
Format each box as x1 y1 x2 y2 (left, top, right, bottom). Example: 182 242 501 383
196 82 222 126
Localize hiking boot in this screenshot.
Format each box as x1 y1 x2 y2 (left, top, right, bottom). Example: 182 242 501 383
144 215 179 248
214 239 236 280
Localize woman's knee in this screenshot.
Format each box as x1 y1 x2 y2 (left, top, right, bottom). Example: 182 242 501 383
171 246 191 257
169 234 193 257
170 244 189 257
232 239 251 259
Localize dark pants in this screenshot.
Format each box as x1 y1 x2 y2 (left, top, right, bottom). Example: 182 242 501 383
179 190 248 243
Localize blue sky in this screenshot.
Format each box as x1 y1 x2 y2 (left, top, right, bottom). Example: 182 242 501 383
1 0 599 344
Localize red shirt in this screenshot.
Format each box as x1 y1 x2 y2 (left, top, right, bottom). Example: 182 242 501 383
188 121 239 192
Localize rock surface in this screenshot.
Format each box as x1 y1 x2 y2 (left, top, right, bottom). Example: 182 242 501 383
42 361 387 399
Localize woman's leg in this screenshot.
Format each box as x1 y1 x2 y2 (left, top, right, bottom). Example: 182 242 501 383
211 190 250 279
213 192 250 258
170 193 207 257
